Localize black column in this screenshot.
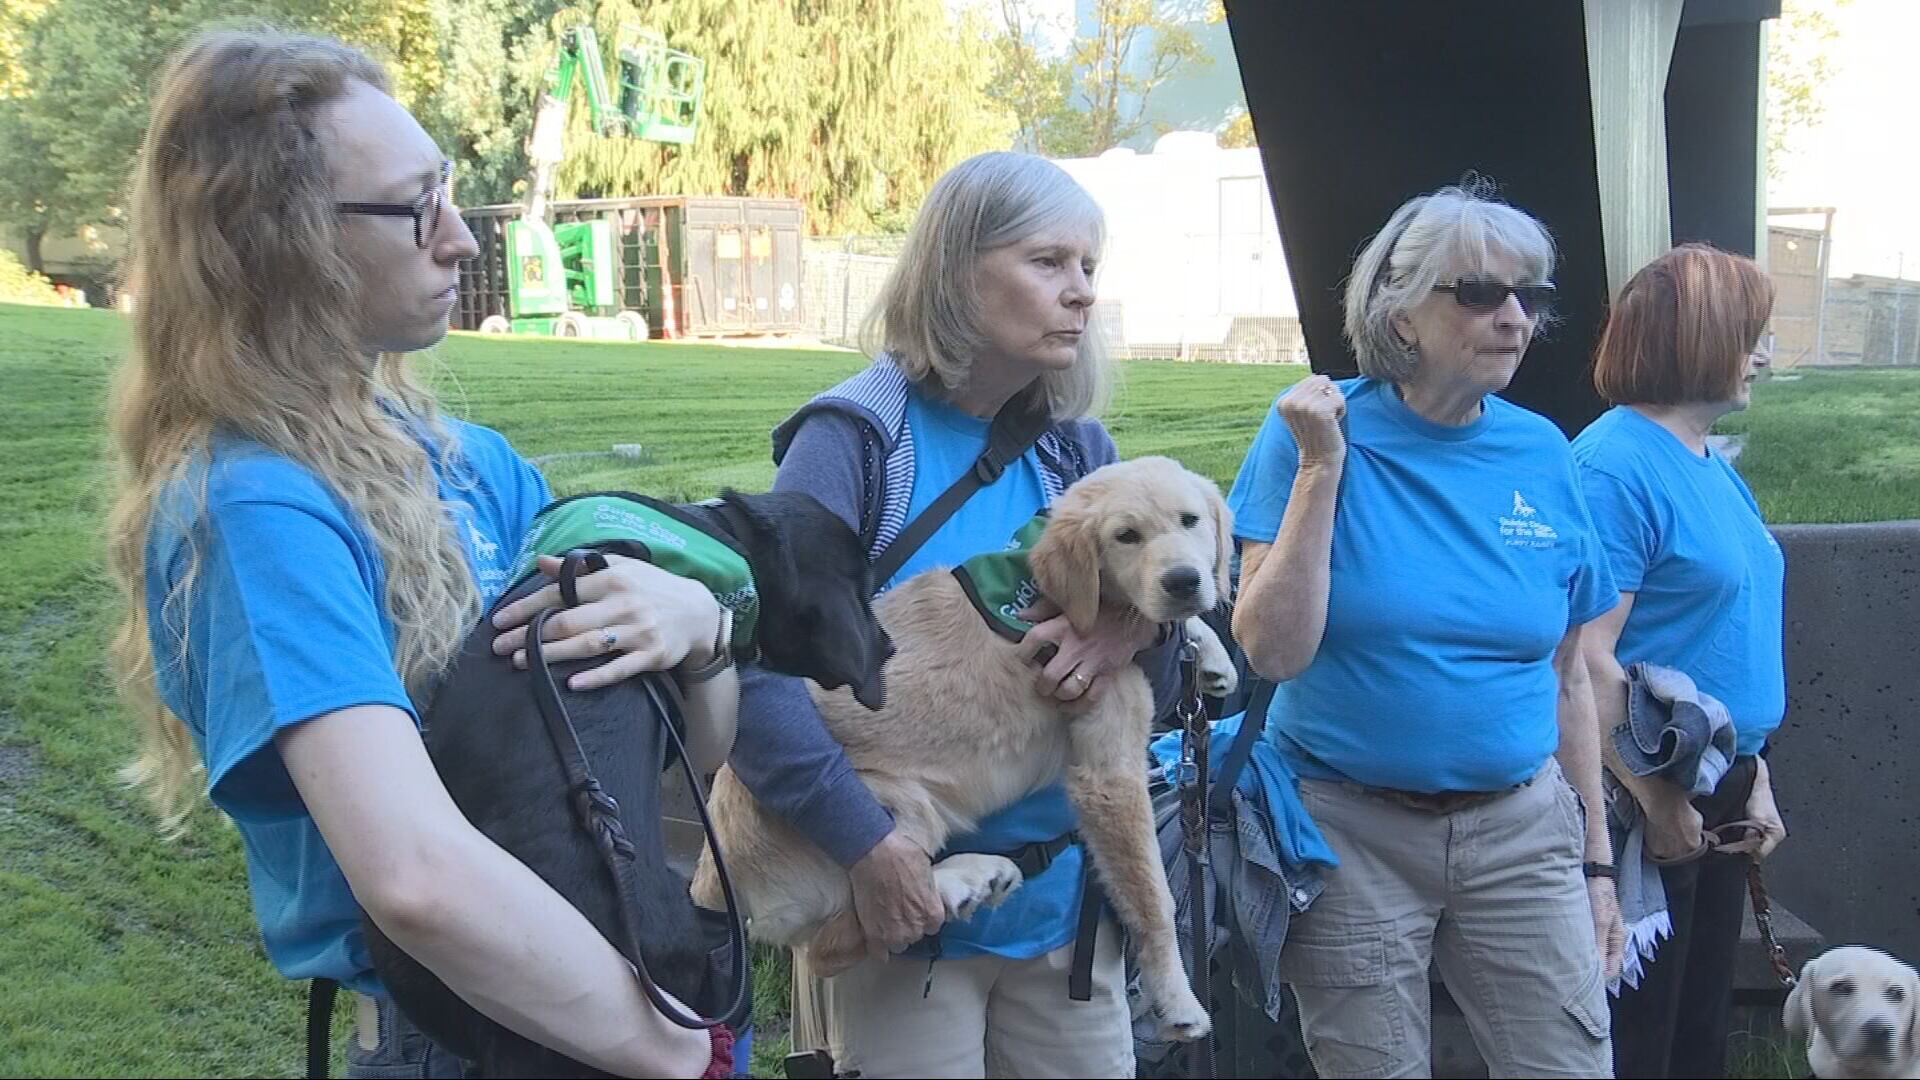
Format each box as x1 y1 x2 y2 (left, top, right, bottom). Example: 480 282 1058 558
1667 5 1773 257
1224 0 1776 436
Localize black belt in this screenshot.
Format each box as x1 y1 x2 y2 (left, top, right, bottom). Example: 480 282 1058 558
1003 832 1076 879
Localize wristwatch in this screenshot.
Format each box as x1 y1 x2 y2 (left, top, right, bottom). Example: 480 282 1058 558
1582 861 1618 880
678 606 734 685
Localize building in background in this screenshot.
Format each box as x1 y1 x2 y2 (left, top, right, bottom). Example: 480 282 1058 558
1053 130 1303 362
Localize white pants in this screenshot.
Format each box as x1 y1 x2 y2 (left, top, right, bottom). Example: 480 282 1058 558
788 915 1135 1079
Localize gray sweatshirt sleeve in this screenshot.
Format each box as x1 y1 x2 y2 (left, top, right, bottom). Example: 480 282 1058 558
729 410 896 868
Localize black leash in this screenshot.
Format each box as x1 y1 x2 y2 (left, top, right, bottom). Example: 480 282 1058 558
526 548 752 1030
1173 632 1217 1080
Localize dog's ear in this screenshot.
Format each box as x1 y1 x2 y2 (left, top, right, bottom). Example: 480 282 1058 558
1902 964 1920 1057
1204 476 1234 604
1030 504 1102 635
1785 958 1818 1039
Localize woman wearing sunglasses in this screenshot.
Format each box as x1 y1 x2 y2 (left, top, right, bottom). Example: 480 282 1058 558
1574 244 1785 1079
1226 181 1624 1077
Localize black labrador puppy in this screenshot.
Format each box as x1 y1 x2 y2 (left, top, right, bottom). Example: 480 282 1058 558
364 489 890 1078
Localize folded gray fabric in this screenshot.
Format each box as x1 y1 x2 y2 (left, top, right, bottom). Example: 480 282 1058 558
1607 662 1738 993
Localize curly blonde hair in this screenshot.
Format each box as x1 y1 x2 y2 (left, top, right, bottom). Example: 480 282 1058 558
107 28 478 834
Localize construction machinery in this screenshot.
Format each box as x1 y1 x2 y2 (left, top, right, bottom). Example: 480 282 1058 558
477 20 704 339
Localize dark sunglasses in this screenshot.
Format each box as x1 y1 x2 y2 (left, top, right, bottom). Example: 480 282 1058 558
1434 278 1556 316
336 159 452 249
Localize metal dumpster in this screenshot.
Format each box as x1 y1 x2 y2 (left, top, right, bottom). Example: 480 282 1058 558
458 194 807 338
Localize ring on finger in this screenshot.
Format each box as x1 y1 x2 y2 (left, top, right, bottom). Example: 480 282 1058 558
600 628 618 651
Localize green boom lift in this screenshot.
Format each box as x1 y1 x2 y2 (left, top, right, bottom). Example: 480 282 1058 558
477 21 704 340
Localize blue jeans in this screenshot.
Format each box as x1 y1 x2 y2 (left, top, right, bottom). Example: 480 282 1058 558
344 994 753 1078
344 994 471 1080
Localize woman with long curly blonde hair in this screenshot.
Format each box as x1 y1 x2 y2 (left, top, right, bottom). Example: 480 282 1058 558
107 27 735 1077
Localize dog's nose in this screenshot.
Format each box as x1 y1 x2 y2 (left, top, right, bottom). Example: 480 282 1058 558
1161 566 1202 598
1864 1019 1896 1046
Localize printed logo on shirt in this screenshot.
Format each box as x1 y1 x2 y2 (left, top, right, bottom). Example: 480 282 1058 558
1499 490 1559 549
459 510 511 600
467 519 500 561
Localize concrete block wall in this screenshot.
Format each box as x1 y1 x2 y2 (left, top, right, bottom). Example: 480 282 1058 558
1764 521 1920 965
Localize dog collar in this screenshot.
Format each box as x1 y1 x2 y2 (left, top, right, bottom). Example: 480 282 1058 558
508 493 759 650
951 513 1051 642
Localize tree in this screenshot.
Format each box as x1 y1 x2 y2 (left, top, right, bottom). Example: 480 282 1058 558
0 0 1015 254
1218 106 1255 149
1070 0 1210 154
518 0 1014 233
1766 0 1850 181
0 0 54 99
986 0 1213 158
986 0 1087 156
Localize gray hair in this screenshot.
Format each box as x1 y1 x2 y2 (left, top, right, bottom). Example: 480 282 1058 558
1343 180 1557 383
861 151 1112 419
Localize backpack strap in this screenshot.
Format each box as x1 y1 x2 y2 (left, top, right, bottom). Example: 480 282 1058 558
868 396 1052 588
305 977 338 1079
1208 677 1277 820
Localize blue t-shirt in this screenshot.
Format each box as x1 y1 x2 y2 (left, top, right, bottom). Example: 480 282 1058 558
1573 406 1786 755
1227 378 1619 793
888 390 1082 961
145 417 552 992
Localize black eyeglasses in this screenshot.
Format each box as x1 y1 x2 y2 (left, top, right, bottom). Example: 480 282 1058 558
336 160 452 249
1434 278 1556 317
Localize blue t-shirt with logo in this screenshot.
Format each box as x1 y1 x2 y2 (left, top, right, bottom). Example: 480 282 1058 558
145 418 552 993
887 390 1082 961
1573 406 1786 755
1227 378 1619 793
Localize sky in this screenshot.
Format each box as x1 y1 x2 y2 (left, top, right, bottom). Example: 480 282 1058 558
1767 0 1920 279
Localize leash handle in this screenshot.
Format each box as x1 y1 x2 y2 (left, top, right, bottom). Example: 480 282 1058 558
558 548 609 608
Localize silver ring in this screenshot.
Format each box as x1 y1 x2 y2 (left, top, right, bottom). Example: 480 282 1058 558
1070 671 1089 688
600 629 618 651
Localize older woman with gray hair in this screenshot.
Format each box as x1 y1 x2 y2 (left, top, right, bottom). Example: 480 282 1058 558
728 150 1183 1078
1227 181 1626 1078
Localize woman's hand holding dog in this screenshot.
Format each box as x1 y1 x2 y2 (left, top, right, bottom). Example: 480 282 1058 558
848 830 945 957
1281 374 1348 468
1019 599 1159 702
491 553 725 691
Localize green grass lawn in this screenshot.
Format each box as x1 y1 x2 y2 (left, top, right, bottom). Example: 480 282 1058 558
1 300 1907 1077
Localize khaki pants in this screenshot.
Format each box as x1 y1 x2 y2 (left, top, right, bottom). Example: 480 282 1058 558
789 915 1135 1079
1281 760 1612 1079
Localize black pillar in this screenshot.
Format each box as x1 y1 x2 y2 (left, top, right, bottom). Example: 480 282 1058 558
1667 4 1774 257
1225 0 1776 437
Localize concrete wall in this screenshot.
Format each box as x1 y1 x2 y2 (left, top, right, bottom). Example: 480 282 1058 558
1766 521 1920 965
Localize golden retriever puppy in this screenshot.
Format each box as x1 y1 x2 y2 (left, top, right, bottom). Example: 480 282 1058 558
692 455 1233 1041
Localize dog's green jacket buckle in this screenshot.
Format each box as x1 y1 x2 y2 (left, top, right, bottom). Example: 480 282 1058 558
951 513 1050 642
508 493 759 650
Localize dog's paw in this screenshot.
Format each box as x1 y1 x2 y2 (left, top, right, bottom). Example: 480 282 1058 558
1187 617 1239 698
1154 985 1213 1043
932 853 1024 923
